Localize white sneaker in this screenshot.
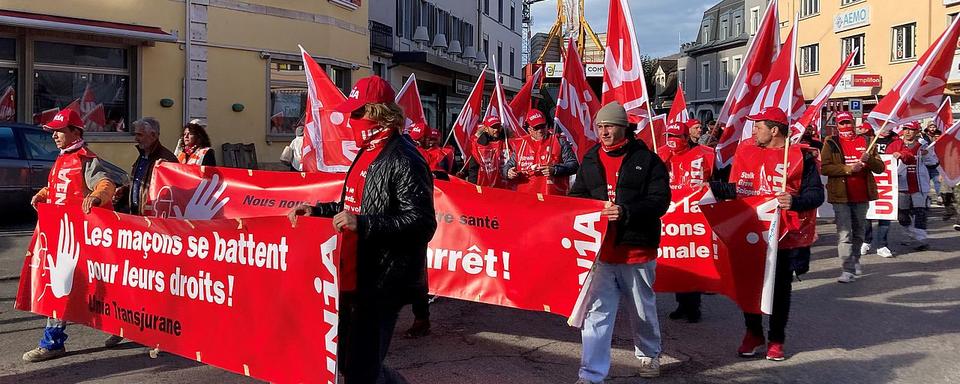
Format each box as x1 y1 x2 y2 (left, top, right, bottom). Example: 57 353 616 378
877 247 894 258
637 356 660 378
838 272 856 283
854 263 863 276
860 243 871 255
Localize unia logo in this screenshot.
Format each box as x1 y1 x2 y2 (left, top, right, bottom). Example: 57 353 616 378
560 212 603 285
54 167 75 205
313 235 339 380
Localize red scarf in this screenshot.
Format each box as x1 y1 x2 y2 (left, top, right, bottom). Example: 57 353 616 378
838 136 870 203
600 137 629 153
339 135 392 292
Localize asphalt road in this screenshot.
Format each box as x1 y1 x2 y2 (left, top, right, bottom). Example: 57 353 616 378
1 210 959 384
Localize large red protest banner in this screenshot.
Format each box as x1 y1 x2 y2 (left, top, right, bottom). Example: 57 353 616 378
145 162 343 219
16 205 340 384
427 181 607 317
654 187 725 294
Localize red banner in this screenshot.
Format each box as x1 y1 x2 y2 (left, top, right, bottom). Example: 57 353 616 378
654 187 725 293
16 204 340 384
145 162 343 220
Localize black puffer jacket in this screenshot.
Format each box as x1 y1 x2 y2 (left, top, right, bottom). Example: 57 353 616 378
313 134 437 303
569 138 672 249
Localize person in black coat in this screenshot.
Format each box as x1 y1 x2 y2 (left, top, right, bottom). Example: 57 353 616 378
289 76 436 384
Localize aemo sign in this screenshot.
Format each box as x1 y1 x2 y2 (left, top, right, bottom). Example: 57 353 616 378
834 6 870 33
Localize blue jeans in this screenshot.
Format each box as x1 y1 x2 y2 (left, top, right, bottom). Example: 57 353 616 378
579 260 661 382
39 318 67 350
864 220 891 248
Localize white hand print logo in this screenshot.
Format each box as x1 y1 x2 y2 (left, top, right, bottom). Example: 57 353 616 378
172 174 230 220
39 214 80 300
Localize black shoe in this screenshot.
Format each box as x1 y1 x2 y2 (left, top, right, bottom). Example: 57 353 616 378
914 243 930 251
686 310 702 323
668 307 686 320
404 319 431 338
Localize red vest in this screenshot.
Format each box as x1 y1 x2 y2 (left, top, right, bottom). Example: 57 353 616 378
657 144 715 194
472 139 507 188
509 134 569 195
422 146 453 173
47 147 113 210
730 140 815 249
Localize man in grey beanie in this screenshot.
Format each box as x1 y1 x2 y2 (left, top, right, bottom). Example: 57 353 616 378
569 101 671 382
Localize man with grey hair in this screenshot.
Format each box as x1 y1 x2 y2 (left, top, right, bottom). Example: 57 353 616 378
114 117 177 217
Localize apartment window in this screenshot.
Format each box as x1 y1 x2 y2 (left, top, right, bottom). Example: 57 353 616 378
701 24 710 42
891 23 916 61
497 41 503 71
841 0 862 6
373 62 385 78
269 60 306 135
800 44 819 74
719 58 729 89
732 56 742 76
331 67 351 95
800 0 819 18
842 34 865 67
498 0 503 23
700 61 710 92
0 38 16 122
720 17 729 40
510 48 516 76
750 7 760 35
462 22 475 48
33 41 131 133
678 68 686 88
484 0 489 15
483 36 489 60
510 1 516 30
734 14 743 36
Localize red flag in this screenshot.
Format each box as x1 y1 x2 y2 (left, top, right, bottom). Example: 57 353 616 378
715 0 781 167
299 45 356 173
80 83 96 115
0 85 14 121
935 120 960 186
634 113 666 151
736 19 802 147
395 73 427 131
555 40 601 159
667 86 689 124
509 66 544 122
792 49 858 138
700 195 782 314
82 103 106 131
63 99 80 113
451 67 486 158
933 97 954 133
33 107 60 125
488 61 525 140
601 0 652 116
867 16 960 131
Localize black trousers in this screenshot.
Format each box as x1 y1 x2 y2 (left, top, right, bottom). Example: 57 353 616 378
675 292 702 311
411 291 430 320
339 292 404 384
744 249 795 343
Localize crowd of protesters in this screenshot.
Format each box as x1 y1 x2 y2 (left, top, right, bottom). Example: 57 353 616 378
20 77 958 384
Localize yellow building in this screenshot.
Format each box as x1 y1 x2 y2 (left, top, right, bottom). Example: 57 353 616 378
780 0 960 124
0 0 370 169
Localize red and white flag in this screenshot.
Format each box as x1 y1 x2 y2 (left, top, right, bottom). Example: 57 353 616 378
634 113 666 151
82 103 106 132
867 16 960 132
33 107 59 125
487 60 525 140
667 86 689 123
450 67 486 158
555 40 601 159
933 97 954 133
509 66 544 122
715 0 781 167
0 85 14 121
79 83 97 115
601 0 651 116
935 120 960 186
395 73 427 132
792 49 858 139
299 45 356 173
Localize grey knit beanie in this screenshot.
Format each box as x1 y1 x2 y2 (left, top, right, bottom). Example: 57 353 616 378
595 101 628 127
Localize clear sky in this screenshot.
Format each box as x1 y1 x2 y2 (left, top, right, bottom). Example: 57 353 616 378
529 0 720 58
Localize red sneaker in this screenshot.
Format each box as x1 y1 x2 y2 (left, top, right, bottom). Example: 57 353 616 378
737 332 766 357
766 342 786 361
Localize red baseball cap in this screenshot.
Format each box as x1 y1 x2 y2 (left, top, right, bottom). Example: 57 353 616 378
428 128 440 139
665 121 688 137
408 122 429 140
483 115 502 128
525 109 547 128
901 121 921 130
835 111 854 123
334 76 396 114
44 108 85 131
688 118 702 127
859 121 874 131
746 107 788 126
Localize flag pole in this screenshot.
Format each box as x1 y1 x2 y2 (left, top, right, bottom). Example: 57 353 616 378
780 13 799 193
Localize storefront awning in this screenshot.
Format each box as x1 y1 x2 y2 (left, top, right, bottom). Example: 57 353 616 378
0 10 177 43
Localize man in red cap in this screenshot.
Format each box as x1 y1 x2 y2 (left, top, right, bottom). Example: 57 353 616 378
687 118 703 143
23 108 128 362
709 106 824 361
465 115 509 187
656 120 715 323
289 75 436 384
895 121 938 251
821 111 884 283
503 109 578 195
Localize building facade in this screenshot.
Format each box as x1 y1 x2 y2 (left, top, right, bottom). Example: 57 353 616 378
783 0 960 124
0 1 370 169
370 0 523 139
679 0 769 123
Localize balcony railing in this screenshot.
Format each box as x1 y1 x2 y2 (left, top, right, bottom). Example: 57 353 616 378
370 21 393 56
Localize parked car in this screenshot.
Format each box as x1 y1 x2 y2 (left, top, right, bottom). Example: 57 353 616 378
0 122 58 214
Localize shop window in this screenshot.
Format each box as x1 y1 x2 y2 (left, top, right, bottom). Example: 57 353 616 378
268 60 307 136
33 41 131 133
1 38 16 122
